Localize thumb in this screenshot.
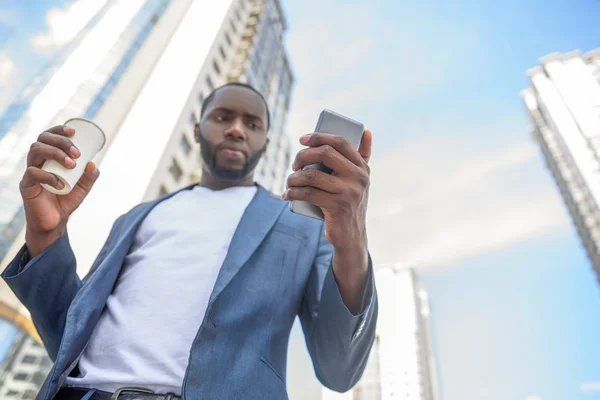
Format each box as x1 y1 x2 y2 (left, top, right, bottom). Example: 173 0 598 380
71 161 100 198
358 129 372 164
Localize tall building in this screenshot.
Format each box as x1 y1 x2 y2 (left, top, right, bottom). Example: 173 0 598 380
522 49 600 282
0 330 52 400
324 266 440 400
0 0 294 396
0 0 294 262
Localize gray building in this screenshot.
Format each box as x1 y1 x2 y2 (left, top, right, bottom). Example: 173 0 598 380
522 49 600 282
347 266 440 400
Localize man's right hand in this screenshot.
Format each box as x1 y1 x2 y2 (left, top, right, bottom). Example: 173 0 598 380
20 125 100 258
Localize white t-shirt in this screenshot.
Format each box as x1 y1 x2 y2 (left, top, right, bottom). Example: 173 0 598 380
65 185 258 395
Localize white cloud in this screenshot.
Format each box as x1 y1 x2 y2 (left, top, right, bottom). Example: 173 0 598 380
287 4 482 161
524 396 542 400
30 0 108 55
581 382 600 394
0 53 18 113
0 53 15 86
285 0 479 149
366 129 570 269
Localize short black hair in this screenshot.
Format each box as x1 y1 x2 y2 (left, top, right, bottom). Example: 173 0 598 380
200 82 271 131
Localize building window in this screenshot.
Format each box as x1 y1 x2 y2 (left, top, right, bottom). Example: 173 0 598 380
198 92 204 105
235 7 242 21
22 355 37 364
159 185 169 196
206 76 214 91
14 372 29 381
169 158 183 182
230 20 237 34
180 134 192 155
213 59 221 75
225 32 232 46
219 45 227 60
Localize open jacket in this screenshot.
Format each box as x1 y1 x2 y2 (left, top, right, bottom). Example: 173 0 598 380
2 184 378 400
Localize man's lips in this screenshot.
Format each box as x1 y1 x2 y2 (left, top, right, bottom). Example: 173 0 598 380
219 148 246 160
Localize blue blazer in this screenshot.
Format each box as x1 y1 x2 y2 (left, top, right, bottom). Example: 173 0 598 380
2 185 378 400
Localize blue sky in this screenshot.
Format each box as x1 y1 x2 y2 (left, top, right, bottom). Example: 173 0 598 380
0 320 18 362
0 1 600 400
282 1 600 399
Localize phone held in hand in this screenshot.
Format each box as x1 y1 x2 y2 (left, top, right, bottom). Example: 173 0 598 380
289 109 364 220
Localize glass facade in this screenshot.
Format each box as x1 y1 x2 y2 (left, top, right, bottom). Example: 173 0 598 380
84 0 172 120
0 0 173 260
227 0 294 194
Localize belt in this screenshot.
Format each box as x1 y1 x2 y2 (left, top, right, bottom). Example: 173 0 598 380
55 387 182 400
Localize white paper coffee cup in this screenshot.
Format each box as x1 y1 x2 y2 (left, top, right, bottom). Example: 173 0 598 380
41 118 106 195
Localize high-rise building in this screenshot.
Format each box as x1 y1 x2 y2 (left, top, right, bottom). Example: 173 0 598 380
0 0 294 396
0 0 294 262
522 49 600 282
0 330 52 400
323 266 440 400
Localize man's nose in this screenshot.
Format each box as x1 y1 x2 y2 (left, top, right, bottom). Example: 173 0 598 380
225 118 246 140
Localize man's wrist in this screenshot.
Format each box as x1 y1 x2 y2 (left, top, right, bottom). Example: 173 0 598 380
334 235 368 267
25 227 65 259
332 241 369 314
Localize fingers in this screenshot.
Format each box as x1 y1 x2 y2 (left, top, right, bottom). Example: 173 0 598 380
20 166 64 192
283 186 334 209
37 131 80 158
299 132 365 168
28 142 77 169
286 169 343 194
27 127 80 168
358 129 372 164
292 144 355 175
46 125 76 138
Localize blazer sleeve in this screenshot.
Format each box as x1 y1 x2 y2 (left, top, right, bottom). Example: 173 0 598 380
1 232 80 361
298 223 378 392
1 215 123 361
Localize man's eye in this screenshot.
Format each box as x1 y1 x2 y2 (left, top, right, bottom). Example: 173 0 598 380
248 122 258 129
215 115 226 122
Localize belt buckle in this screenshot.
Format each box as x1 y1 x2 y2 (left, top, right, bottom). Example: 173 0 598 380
110 387 154 400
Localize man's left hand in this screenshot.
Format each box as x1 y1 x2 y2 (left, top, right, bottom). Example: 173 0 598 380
284 129 373 314
284 129 372 252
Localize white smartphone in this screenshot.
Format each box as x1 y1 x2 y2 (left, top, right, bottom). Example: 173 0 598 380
290 109 365 220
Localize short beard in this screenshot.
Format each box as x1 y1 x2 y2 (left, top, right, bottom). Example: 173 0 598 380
198 132 265 183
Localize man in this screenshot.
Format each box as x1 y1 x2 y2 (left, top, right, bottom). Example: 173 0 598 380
3 83 377 400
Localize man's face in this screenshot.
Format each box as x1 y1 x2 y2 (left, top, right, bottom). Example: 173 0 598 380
195 85 269 182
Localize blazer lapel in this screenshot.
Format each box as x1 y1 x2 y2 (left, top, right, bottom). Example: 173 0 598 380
209 185 286 305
